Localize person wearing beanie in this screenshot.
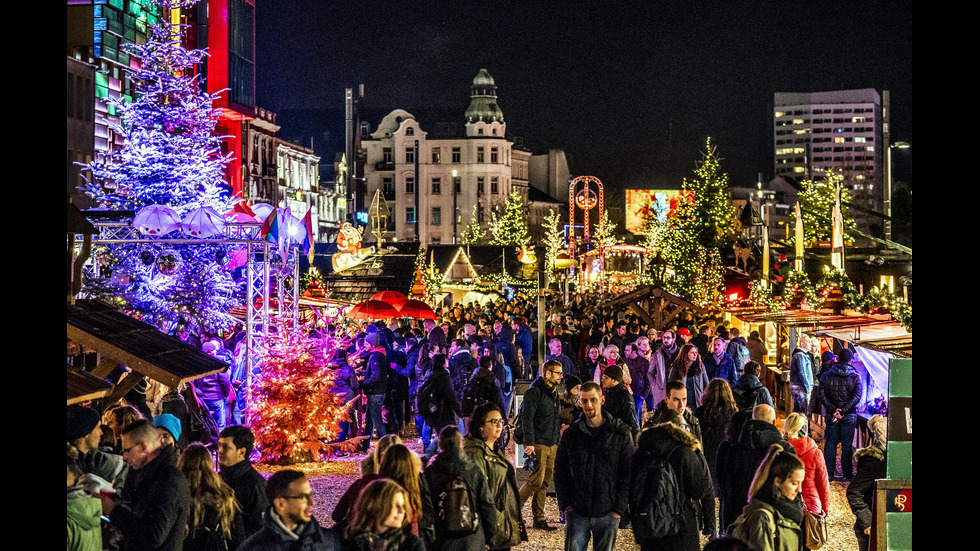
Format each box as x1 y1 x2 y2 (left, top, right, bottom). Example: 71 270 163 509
560 375 583 427
68 405 128 491
152 413 182 449
817 348 862 481
600 365 639 437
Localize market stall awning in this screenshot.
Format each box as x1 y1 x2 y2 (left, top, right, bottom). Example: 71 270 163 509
67 300 230 404
810 322 912 358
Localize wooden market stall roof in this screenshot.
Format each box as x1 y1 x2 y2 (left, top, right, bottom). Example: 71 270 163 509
729 308 911 357
67 299 229 404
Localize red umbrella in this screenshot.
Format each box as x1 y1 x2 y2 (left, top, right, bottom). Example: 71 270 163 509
346 300 400 320
397 299 438 320
371 290 409 309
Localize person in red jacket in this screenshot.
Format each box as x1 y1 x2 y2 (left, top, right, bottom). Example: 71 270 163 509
781 413 830 516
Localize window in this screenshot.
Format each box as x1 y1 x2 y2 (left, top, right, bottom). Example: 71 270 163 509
477 176 485 194
452 147 461 163
405 176 415 193
383 148 393 163
406 126 414 136
406 207 416 224
477 147 485 163
491 147 498 163
491 177 499 194
478 128 484 135
432 207 442 225
432 177 441 194
454 177 461 194
477 207 485 223
432 147 441 164
382 177 394 199
405 148 415 163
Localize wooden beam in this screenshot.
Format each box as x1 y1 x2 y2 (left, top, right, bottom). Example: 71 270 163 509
100 372 144 410
627 303 656 328
91 358 121 380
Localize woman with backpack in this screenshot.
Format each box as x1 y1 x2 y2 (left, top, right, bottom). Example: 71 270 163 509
463 403 527 551
630 408 713 551
732 443 805 551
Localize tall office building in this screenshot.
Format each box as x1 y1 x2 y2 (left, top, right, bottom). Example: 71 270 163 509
773 89 887 236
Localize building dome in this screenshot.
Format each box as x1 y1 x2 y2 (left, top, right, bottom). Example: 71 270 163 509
465 69 504 123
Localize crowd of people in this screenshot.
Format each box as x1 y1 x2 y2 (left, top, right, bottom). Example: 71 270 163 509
69 293 883 551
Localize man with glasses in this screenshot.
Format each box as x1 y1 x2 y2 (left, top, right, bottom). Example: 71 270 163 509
518 359 563 531
239 470 341 550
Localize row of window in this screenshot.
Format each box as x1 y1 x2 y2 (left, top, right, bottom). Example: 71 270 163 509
382 146 503 165
775 107 875 117
382 176 500 195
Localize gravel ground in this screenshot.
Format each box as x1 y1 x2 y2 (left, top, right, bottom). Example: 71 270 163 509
254 435 859 551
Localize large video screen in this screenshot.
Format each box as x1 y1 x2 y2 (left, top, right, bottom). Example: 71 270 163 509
625 189 693 233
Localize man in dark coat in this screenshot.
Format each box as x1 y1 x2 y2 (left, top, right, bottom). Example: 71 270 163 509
631 409 713 551
218 425 269 536
238 470 341 551
716 404 797 530
731 360 774 411
420 354 462 463
600 364 639 437
554 382 635 551
424 427 499 551
517 359 563 530
448 339 479 402
98 419 189 551
703 336 737 385
625 341 654 424
818 348 863 480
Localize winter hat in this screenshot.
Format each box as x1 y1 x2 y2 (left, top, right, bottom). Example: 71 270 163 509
153 413 182 441
365 324 380 334
838 349 854 363
603 365 624 383
67 405 101 442
564 375 583 393
677 327 693 339
365 332 381 347
821 351 836 364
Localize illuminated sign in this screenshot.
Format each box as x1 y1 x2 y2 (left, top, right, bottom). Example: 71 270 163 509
355 211 368 224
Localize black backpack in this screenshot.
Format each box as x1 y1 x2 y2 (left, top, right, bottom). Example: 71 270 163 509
417 376 441 424
436 470 478 535
630 447 683 540
733 386 763 411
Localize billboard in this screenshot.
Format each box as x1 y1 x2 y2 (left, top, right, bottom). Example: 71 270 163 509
625 189 693 233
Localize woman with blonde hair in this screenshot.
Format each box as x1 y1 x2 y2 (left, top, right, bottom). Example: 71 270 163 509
378 444 432 541
781 412 830 516
346 478 424 551
361 433 402 476
732 443 805 551
177 443 244 551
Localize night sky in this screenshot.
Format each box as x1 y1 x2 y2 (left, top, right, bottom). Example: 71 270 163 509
255 1 912 196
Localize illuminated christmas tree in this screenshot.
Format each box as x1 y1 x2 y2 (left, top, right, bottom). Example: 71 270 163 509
461 205 487 244
542 208 564 277
79 0 242 337
789 169 857 245
249 319 355 463
680 137 735 248
489 190 531 247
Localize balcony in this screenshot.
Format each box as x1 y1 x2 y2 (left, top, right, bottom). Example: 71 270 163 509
375 161 395 171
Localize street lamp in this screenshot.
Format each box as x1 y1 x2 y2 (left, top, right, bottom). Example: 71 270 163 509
452 169 458 244
884 141 910 241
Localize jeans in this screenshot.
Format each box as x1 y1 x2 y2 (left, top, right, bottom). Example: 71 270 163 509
824 413 857 479
518 444 557 522
364 394 387 441
204 398 228 431
415 413 430 447
564 509 619 551
634 393 654 425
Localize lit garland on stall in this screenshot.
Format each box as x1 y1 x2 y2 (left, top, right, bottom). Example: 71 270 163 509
788 169 857 246
856 288 913 332
781 270 820 309
748 280 782 312
816 267 860 310
248 317 353 464
79 0 242 337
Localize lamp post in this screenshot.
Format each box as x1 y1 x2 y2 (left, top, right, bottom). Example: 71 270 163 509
452 169 458 244
884 141 910 241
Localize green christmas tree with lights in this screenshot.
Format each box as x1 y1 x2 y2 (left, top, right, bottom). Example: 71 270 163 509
489 190 531 247
461 205 487 244
542 208 564 278
789 169 857 245
679 137 735 248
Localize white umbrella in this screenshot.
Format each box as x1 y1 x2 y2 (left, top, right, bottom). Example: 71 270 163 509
250 203 275 222
133 204 180 236
181 206 226 238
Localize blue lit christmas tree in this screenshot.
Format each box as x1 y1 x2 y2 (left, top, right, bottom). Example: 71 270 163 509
81 0 242 337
